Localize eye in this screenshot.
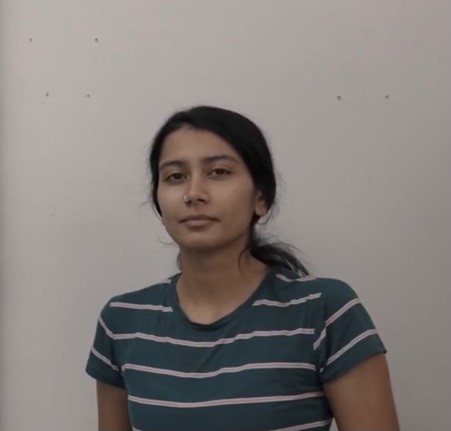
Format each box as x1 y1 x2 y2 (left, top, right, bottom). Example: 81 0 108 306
209 168 231 177
164 172 185 182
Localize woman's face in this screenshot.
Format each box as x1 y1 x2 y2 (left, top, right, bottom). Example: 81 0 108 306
156 127 267 252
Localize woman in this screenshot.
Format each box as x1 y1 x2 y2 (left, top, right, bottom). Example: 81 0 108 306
86 106 399 431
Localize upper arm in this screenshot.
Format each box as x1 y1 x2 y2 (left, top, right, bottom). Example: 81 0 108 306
86 302 130 430
96 381 132 431
323 353 399 431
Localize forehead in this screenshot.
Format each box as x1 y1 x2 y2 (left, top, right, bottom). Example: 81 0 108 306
159 128 241 162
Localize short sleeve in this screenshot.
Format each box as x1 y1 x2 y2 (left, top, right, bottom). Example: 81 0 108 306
313 279 386 383
85 302 125 388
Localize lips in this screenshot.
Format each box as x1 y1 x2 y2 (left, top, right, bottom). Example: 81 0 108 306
180 215 216 222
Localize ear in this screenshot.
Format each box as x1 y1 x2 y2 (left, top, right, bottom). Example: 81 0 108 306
254 191 268 217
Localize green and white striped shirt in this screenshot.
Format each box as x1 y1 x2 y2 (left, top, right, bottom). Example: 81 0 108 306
86 265 386 431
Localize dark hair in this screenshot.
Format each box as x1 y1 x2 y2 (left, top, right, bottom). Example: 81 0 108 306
149 106 309 276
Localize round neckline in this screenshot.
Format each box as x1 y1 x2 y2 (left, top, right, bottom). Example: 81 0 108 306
168 265 278 330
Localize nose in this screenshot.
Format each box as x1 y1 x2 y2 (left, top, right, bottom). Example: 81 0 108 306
184 173 209 204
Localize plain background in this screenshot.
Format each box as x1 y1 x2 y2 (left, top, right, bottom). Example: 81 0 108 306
1 1 450 430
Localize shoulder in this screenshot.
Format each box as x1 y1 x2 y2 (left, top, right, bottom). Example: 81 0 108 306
98 274 177 330
269 266 367 329
107 274 175 305
271 266 359 304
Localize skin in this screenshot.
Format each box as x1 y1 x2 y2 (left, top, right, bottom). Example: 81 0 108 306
156 127 268 324
324 354 400 431
97 127 399 430
96 382 131 431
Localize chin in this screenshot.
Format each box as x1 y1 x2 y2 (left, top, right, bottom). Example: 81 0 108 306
178 233 247 255
178 239 224 253
170 225 247 253
174 233 229 252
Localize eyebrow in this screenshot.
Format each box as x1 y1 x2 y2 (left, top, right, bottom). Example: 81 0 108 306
159 154 240 171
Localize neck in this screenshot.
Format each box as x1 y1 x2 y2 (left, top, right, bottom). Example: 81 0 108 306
176 245 268 322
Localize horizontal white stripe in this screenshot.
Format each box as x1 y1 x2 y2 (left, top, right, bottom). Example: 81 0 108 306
271 418 333 431
313 298 361 351
129 391 324 408
110 301 173 312
253 293 322 308
91 347 119 371
276 274 317 283
121 361 316 378
110 327 315 347
132 419 331 431
326 329 379 366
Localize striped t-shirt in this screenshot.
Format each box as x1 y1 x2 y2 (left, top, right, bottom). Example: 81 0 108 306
86 265 386 431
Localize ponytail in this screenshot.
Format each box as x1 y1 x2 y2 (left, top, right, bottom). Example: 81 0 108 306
245 228 310 276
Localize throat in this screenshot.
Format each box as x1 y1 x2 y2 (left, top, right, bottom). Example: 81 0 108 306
175 261 269 325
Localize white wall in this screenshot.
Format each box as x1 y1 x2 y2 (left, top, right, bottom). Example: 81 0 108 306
1 1 450 430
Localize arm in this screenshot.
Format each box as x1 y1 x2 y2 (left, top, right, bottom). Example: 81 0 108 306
323 353 399 431
96 381 132 431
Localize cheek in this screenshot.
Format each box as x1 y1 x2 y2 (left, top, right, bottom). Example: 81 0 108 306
156 188 178 219
222 187 256 221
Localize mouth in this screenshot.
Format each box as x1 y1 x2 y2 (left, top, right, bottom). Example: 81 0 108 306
180 215 215 222
180 215 217 228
